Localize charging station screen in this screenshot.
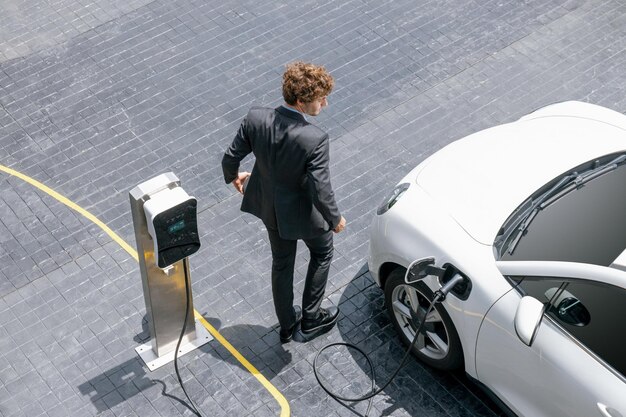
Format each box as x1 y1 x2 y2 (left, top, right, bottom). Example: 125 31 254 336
152 200 200 268
168 220 186 234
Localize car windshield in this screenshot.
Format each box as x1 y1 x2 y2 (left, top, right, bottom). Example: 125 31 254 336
495 152 626 266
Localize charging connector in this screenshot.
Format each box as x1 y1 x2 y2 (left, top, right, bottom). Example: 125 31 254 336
434 273 466 301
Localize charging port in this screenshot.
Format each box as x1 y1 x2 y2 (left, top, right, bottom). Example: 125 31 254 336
440 264 472 300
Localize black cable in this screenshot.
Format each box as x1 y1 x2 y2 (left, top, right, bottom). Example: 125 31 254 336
174 258 204 417
314 294 442 417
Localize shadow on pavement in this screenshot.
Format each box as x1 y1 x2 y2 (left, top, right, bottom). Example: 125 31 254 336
78 314 289 415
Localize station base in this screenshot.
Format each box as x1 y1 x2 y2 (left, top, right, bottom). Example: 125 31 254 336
135 319 213 371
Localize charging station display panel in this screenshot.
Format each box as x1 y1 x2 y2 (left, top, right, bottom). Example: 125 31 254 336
154 200 200 267
143 187 201 268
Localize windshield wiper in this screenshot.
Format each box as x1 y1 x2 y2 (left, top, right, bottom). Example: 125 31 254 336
506 153 626 255
538 154 626 209
505 175 573 254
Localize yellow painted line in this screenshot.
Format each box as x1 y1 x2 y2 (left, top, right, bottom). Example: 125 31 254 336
194 312 291 415
0 164 290 417
0 165 139 261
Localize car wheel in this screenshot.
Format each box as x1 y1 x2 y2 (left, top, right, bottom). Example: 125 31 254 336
384 267 463 370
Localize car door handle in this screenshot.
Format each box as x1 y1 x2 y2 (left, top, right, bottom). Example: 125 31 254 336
598 402 623 417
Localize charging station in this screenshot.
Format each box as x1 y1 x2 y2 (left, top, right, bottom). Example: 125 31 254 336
129 172 212 371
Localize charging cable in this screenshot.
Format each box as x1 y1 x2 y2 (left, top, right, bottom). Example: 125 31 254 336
314 274 464 416
314 296 438 416
173 258 204 417
175 261 460 417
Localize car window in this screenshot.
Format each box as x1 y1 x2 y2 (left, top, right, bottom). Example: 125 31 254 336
511 276 626 379
497 153 626 266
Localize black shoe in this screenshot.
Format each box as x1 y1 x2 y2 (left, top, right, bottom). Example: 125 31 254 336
301 306 339 335
279 306 302 343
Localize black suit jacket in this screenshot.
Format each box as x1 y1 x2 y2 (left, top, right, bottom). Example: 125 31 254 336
222 106 342 240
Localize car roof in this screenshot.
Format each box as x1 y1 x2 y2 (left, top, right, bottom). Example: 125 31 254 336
415 105 626 245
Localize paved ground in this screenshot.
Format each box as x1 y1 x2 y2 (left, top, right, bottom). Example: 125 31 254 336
1 0 626 415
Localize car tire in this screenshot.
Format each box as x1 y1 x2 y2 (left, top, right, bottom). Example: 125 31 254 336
384 267 463 370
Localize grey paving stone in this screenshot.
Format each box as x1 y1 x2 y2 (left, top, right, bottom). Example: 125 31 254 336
2 0 625 415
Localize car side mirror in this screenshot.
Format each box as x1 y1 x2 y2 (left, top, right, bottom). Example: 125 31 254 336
514 296 545 346
405 257 436 284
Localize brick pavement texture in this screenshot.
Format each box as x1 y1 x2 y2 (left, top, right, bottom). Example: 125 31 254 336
1 0 626 415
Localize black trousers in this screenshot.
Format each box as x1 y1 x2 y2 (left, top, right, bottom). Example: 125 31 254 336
266 228 334 330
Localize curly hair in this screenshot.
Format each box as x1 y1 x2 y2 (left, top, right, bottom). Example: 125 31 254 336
282 61 334 105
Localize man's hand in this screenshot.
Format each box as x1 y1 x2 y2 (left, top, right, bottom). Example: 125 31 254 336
232 172 251 194
333 216 346 233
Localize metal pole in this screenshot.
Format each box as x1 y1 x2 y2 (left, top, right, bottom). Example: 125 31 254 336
129 173 205 365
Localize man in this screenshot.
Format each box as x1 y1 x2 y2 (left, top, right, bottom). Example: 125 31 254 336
222 61 346 343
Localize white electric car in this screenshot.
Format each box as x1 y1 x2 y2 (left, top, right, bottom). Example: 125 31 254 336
368 101 626 417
